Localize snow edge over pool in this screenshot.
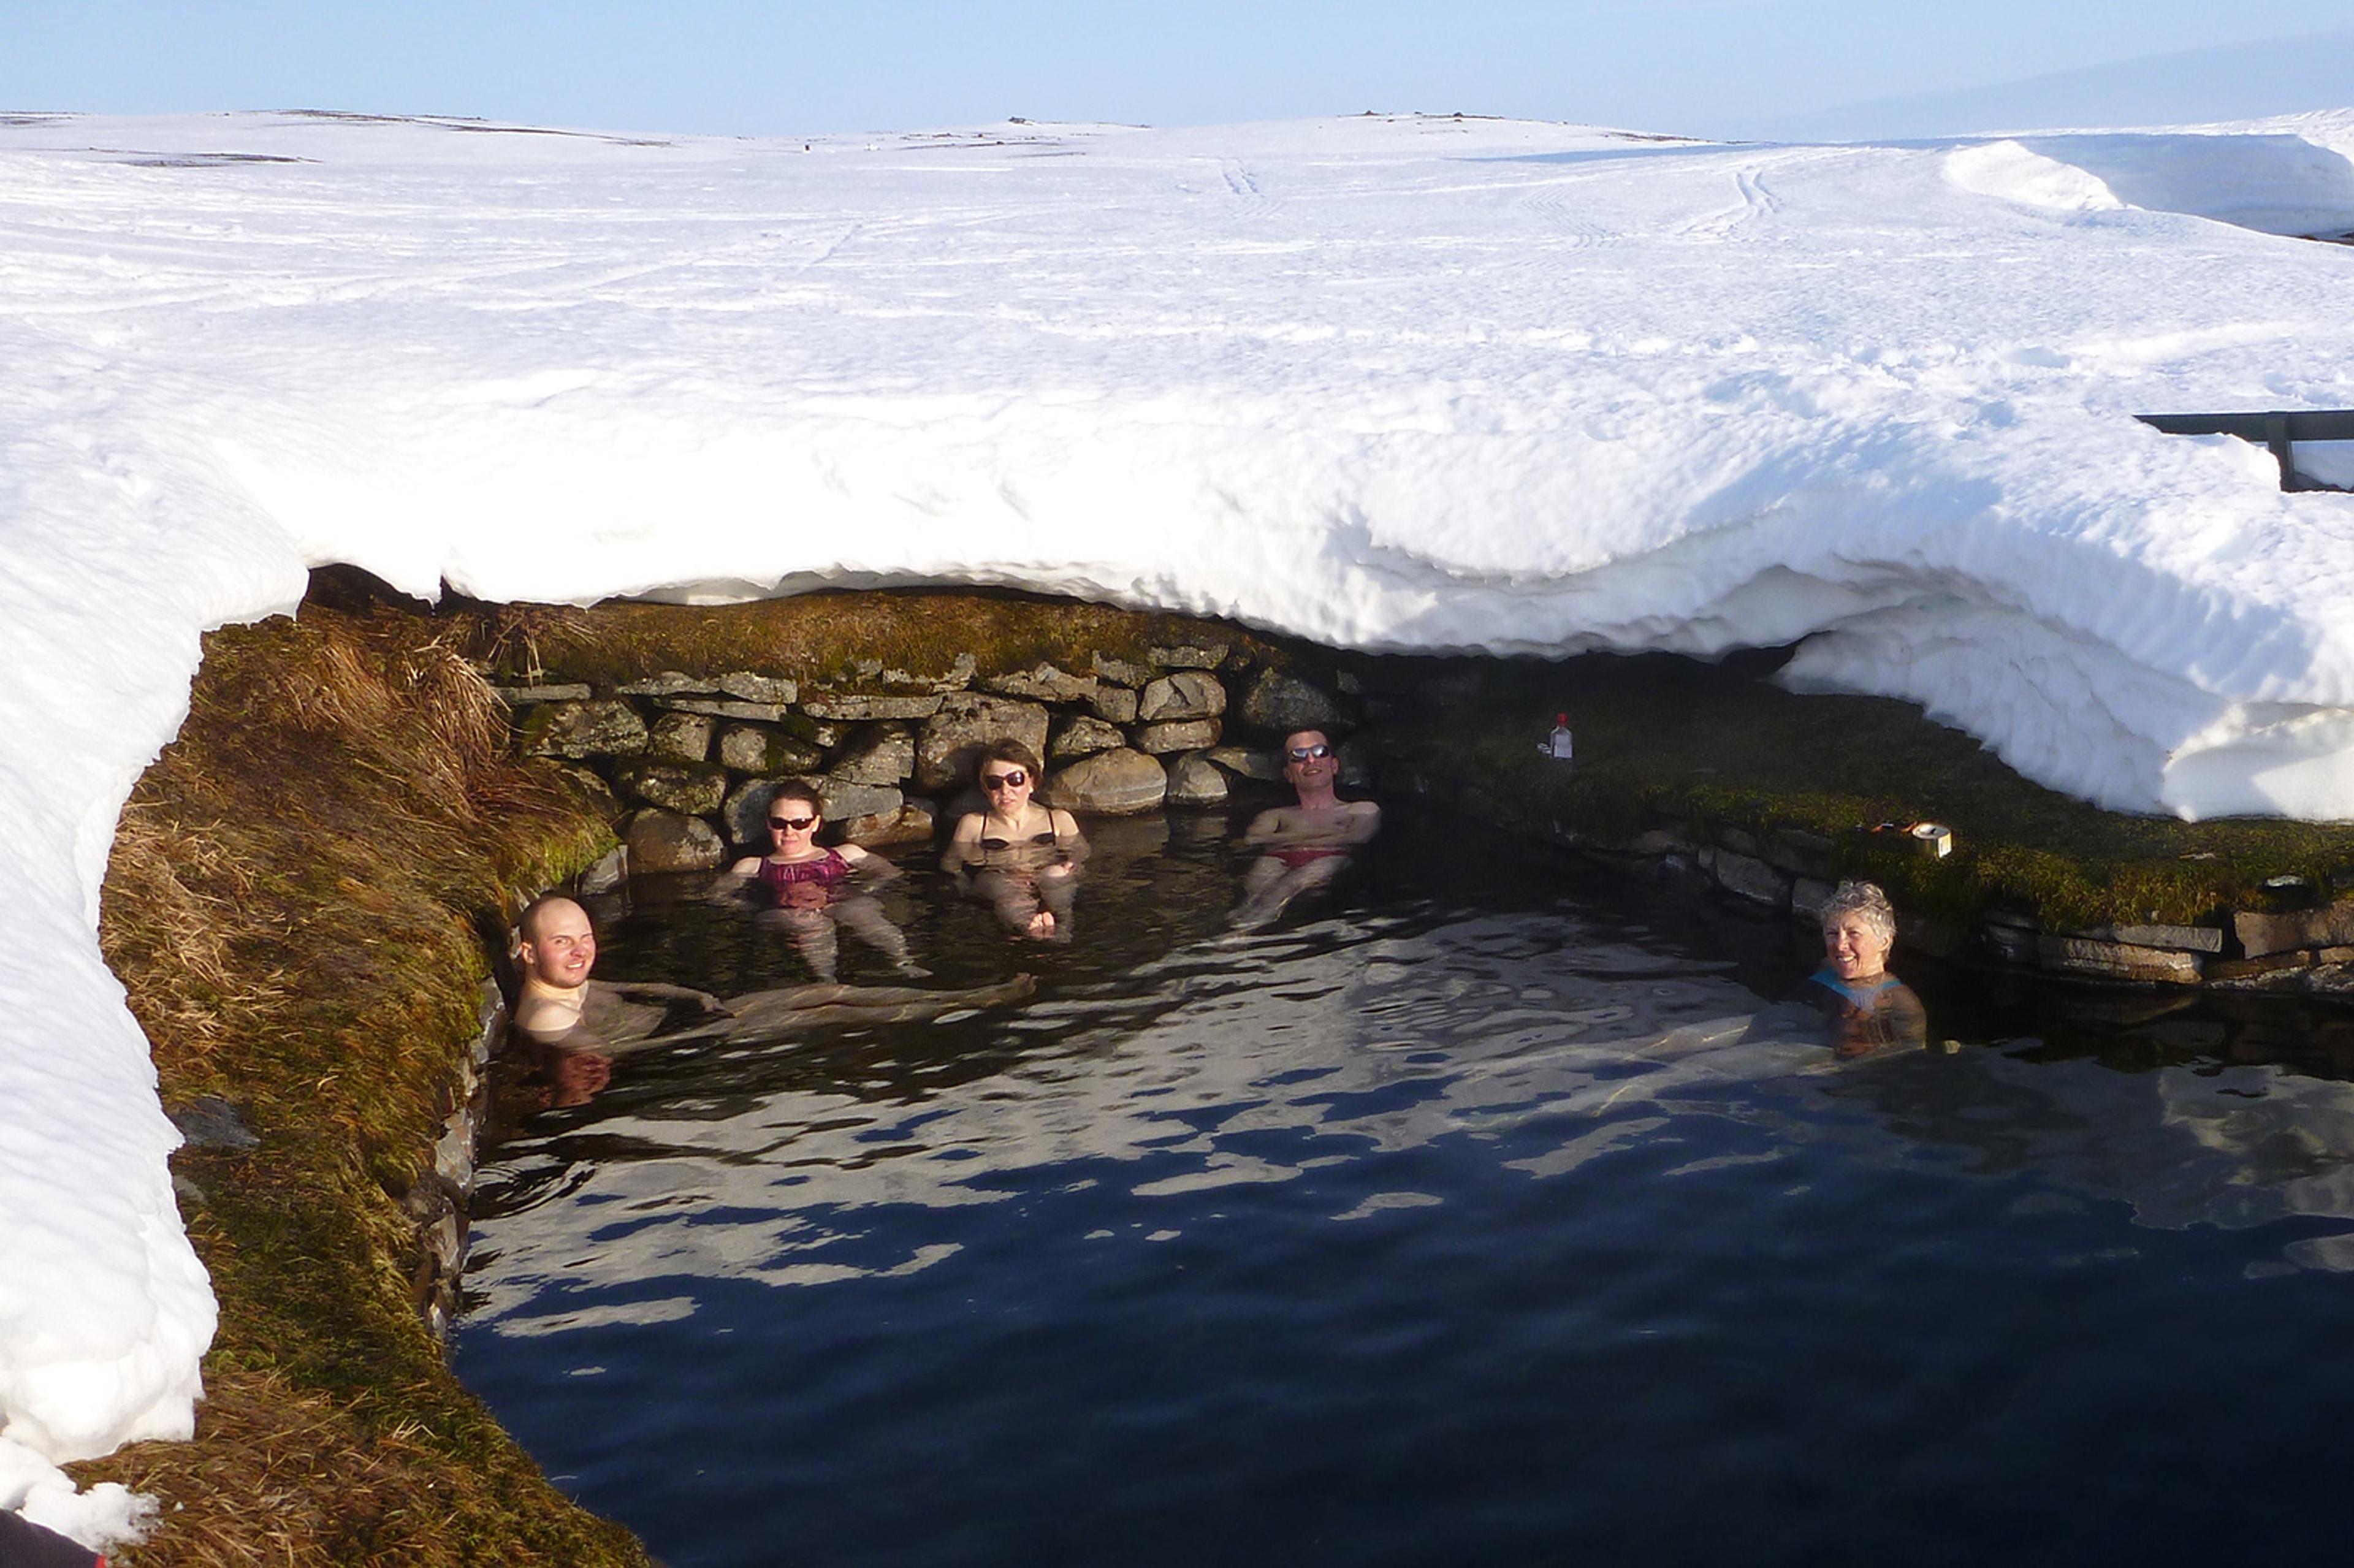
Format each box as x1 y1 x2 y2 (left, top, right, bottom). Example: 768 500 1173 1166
3 105 2354 1534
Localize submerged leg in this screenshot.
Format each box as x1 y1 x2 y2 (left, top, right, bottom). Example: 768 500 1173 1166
969 869 1045 937
832 892 926 976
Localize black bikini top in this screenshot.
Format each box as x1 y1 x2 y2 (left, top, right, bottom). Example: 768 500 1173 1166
980 830 1061 850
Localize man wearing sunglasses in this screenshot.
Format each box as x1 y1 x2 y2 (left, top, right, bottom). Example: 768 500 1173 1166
1235 730 1381 929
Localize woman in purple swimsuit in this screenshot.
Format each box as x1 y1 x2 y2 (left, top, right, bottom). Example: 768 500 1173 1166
726 779 924 979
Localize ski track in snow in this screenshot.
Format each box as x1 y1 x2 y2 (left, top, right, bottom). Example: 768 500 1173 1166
4 104 2354 1547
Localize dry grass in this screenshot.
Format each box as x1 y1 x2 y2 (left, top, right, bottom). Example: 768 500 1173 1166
80 589 641 1567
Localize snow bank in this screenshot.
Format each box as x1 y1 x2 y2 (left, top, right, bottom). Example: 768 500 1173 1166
4 104 2354 1503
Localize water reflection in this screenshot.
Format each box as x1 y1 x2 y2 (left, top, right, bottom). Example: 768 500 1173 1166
471 897 2354 1344
459 815 2354 1566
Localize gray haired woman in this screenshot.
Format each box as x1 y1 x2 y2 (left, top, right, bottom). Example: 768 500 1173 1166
1808 880 1926 1056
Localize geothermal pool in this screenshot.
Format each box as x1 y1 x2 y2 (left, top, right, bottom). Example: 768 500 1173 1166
454 809 2354 1567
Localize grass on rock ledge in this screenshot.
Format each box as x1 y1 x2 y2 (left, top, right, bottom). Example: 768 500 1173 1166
63 579 2354 1562
80 595 639 1568
1376 651 2354 933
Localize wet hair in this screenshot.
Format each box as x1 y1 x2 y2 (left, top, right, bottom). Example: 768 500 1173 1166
768 778 823 816
1820 880 1896 946
517 892 588 946
979 738 1043 779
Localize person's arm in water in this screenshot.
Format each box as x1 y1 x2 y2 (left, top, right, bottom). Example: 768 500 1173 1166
940 812 987 878
832 842 901 880
1338 799 1381 846
1241 806 1292 848
606 980 733 1015
1044 808 1089 873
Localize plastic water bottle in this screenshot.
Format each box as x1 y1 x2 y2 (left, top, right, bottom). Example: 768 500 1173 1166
1542 713 1574 761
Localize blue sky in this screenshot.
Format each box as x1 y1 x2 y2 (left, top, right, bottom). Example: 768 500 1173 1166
7 1 2352 140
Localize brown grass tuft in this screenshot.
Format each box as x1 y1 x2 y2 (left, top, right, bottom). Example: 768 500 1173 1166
81 592 639 1567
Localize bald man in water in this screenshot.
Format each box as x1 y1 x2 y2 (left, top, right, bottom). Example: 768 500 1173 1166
512 894 1032 1057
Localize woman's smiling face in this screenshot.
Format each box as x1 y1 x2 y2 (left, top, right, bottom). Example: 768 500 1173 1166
1824 911 1892 984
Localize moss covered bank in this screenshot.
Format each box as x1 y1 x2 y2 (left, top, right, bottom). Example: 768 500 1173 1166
69 574 2354 1564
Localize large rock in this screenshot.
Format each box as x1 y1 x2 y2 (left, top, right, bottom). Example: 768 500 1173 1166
1137 669 1227 723
718 671 798 704
649 711 715 763
1150 641 1228 669
1133 718 1221 754
2039 935 2204 984
779 712 843 748
831 722 916 785
1704 847 1789 910
520 699 647 759
1045 748 1166 814
1049 715 1128 760
720 779 777 847
2233 901 2354 959
663 698 793 723
839 801 935 847
624 809 725 872
1204 745 1283 782
1091 651 1154 688
1089 685 1140 725
916 693 1051 791
615 760 728 816
818 778 905 824
1165 751 1229 805
717 723 825 775
1238 669 1347 736
801 691 945 722
618 671 720 698
576 845 630 896
492 682 592 705
549 764 620 813
982 663 1099 704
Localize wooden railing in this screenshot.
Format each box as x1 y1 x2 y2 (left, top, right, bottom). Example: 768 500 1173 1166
2136 409 2354 492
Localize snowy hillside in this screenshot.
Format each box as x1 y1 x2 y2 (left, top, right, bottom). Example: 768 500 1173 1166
3 106 2354 1541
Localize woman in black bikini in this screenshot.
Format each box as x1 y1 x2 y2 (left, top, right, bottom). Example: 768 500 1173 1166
725 779 924 978
942 739 1088 940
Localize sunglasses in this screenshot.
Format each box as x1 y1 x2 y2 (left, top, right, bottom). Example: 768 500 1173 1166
981 770 1029 790
768 815 817 831
1285 744 1335 762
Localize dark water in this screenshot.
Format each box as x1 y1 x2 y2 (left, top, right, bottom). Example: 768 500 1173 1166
455 808 2354 1567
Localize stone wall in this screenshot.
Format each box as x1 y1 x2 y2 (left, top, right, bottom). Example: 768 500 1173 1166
501 642 1365 873
506 629 2354 1002
1382 759 2354 1002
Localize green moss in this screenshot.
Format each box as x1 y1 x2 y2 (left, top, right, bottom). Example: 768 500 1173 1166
85 595 641 1567
1375 650 2354 932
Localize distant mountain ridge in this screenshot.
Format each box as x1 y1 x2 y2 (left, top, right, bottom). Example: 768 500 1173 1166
1750 30 2354 142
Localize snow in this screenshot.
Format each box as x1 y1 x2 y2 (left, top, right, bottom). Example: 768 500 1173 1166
4 103 2354 1531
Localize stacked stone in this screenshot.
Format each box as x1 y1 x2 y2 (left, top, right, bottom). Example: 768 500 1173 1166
1382 760 2354 997
500 644 1356 873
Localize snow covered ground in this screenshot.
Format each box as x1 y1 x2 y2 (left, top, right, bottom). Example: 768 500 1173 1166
4 105 2354 1543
